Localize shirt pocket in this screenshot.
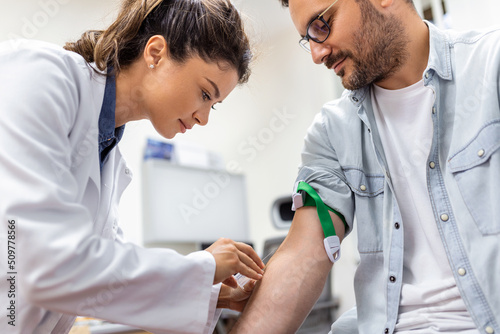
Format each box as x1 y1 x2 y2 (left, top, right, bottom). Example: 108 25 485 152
343 168 385 253
448 120 500 235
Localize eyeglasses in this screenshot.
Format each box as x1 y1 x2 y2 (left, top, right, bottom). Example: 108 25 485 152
299 0 339 53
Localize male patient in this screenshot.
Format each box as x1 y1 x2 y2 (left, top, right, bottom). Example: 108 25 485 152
231 0 500 333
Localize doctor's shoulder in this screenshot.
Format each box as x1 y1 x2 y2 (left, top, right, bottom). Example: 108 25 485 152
0 39 105 132
0 39 98 81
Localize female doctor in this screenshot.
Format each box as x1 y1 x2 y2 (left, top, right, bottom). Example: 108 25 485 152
0 0 265 333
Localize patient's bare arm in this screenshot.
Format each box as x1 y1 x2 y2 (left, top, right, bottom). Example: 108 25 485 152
230 206 345 333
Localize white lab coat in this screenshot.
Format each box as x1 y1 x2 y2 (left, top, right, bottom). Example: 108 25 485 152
0 40 220 334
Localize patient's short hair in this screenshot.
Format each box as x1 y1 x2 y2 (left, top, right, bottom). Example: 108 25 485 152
278 0 414 8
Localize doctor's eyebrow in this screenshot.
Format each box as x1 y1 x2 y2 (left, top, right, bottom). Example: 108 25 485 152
204 77 220 99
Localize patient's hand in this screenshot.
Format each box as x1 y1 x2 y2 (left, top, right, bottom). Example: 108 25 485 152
217 280 256 312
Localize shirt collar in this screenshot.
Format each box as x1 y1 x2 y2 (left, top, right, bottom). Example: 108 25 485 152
98 68 125 169
98 69 124 143
424 20 453 81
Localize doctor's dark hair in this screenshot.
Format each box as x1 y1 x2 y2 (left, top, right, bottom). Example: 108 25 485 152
64 0 252 83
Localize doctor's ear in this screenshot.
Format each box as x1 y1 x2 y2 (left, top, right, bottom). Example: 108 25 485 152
144 35 168 68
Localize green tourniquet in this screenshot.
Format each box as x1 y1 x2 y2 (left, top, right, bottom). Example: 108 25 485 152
296 181 347 237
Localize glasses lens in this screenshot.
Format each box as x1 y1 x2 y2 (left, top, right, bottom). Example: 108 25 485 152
308 18 330 42
299 38 311 52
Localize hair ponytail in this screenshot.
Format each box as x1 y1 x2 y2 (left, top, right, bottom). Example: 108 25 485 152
65 0 252 83
64 0 163 72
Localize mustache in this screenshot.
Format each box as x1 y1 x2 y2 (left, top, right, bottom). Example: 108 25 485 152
325 51 352 69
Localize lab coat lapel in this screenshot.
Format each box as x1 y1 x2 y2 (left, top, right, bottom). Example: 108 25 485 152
80 151 101 222
88 158 101 197
86 67 106 203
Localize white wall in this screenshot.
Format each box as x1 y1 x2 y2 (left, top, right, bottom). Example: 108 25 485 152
2 0 498 322
0 0 118 43
443 0 500 30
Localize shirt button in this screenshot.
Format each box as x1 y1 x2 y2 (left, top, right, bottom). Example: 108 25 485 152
485 326 494 334
352 96 359 102
432 107 436 114
429 161 436 169
125 168 130 175
360 185 367 191
458 268 466 276
385 328 389 333
440 214 449 222
395 222 400 229
425 72 430 79
478 149 485 157
389 276 396 283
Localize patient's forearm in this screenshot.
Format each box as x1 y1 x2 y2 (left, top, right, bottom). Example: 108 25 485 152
230 207 339 333
231 249 331 333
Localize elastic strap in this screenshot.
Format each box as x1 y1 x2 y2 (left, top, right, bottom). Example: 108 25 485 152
296 182 337 237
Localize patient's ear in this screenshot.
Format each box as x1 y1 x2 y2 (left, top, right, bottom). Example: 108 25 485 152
380 0 394 8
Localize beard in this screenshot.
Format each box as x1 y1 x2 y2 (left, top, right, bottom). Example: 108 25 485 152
326 0 409 91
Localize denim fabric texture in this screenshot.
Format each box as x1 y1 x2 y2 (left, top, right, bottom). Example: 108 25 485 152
98 69 125 170
297 22 500 334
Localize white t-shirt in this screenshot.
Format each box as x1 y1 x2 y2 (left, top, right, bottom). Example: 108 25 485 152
371 80 478 333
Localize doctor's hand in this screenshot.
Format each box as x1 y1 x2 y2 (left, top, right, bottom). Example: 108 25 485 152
205 238 264 285
217 280 257 312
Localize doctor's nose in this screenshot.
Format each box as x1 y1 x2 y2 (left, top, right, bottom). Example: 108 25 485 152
310 40 331 65
193 108 210 126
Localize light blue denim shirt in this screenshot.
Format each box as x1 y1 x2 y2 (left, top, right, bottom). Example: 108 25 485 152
296 22 500 334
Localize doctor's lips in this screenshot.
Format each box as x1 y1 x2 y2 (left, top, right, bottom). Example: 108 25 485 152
179 119 193 133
